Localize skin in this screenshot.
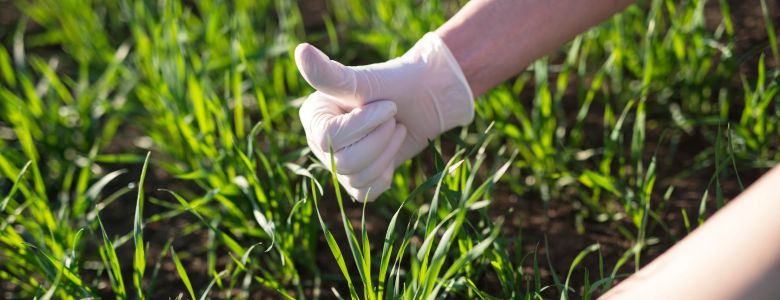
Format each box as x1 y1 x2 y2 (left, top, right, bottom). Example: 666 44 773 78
600 165 780 299
432 0 780 298
436 0 635 96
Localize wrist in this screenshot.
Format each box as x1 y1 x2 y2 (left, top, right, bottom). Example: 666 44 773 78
435 25 484 97
414 32 475 131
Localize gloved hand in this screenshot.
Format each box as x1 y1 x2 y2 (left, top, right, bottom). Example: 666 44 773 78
295 32 474 202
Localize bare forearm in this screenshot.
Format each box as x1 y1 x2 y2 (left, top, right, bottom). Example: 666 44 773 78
603 165 780 299
436 0 634 96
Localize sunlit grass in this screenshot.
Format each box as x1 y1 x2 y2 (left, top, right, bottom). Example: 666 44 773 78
0 0 778 298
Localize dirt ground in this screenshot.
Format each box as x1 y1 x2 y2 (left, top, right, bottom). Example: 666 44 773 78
2 0 778 298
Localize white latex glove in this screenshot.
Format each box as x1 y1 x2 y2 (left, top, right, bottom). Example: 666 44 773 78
296 32 474 202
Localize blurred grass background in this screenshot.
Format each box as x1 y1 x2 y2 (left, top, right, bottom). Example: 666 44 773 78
0 0 778 298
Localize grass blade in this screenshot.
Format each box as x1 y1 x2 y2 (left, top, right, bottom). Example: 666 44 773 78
97 214 125 299
311 179 359 299
1 161 31 212
171 247 196 300
133 152 151 299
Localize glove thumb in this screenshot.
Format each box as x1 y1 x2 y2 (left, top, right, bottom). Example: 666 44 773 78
295 43 359 105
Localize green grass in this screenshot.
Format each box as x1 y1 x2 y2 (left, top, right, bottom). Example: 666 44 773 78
0 0 778 298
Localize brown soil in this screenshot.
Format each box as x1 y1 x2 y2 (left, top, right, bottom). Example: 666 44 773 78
2 0 778 298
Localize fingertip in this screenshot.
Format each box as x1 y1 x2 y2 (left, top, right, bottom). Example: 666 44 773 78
295 43 321 81
343 124 406 188
390 123 408 151
356 167 394 202
294 44 309 72
337 160 394 203
294 43 320 65
294 43 308 59
294 43 332 80
394 123 407 138
353 188 368 203
294 44 356 100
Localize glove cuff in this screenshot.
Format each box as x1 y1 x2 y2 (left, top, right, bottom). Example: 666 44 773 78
414 32 475 133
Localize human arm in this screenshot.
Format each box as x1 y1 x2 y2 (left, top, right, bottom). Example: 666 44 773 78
601 165 780 299
294 0 635 201
437 0 634 96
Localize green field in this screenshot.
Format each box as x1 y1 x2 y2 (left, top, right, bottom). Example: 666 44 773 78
0 0 778 298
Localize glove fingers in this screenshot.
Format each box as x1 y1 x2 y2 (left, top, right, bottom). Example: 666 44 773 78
295 43 357 101
307 137 332 172
341 124 406 189
300 93 397 152
325 100 397 152
340 165 394 202
333 118 396 175
299 91 344 138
